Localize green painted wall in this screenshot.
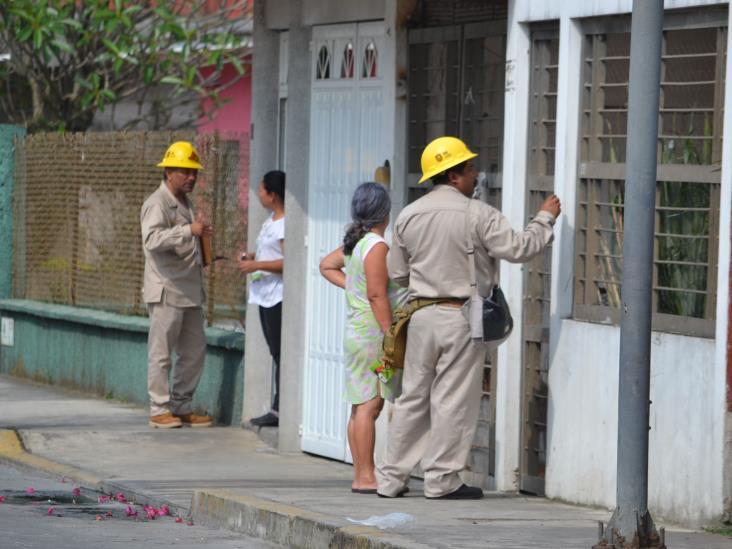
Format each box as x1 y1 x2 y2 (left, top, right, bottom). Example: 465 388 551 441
0 300 244 425
0 125 26 299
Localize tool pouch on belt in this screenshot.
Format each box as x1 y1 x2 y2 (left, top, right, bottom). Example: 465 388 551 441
382 298 451 369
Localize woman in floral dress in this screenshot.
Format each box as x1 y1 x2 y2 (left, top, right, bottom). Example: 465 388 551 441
320 182 408 493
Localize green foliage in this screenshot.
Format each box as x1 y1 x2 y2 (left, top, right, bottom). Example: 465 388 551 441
656 181 710 318
656 111 715 318
602 110 716 319
0 1 249 131
704 525 732 537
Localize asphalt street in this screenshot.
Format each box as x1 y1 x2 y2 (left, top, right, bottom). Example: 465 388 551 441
0 462 281 549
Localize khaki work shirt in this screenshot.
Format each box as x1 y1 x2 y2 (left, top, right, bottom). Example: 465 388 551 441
388 184 555 299
140 182 204 307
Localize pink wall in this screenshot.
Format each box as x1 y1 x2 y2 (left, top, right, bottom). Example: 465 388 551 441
197 60 252 213
198 61 252 135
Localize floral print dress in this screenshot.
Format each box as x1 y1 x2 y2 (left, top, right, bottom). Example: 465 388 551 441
343 232 409 404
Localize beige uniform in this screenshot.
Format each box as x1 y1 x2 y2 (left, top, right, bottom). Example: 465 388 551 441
377 184 555 497
141 182 206 416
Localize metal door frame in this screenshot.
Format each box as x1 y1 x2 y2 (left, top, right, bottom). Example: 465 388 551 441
519 24 560 496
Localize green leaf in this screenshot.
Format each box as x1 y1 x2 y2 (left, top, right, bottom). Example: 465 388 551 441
230 56 245 75
102 39 121 56
41 44 54 63
113 58 124 75
52 38 74 54
80 92 95 110
61 18 82 30
11 10 36 25
105 18 119 34
33 29 43 50
18 27 33 42
75 75 93 91
185 65 196 86
160 76 184 85
123 5 142 16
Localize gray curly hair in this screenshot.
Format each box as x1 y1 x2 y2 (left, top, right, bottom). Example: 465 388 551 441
343 182 391 256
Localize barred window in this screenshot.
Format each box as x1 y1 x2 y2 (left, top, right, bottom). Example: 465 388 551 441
407 21 506 208
574 10 726 337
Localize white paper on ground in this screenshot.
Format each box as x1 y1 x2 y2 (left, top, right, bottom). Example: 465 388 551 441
346 512 415 530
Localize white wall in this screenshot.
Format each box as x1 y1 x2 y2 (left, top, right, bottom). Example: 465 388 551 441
546 321 721 525
719 0 732 524
507 0 731 526
266 0 385 29
513 0 727 21
494 2 532 491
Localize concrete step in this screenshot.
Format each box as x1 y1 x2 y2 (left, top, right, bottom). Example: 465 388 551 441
191 488 432 549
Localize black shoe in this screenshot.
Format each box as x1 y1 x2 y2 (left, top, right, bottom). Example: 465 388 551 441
250 411 278 427
426 484 483 500
377 486 409 498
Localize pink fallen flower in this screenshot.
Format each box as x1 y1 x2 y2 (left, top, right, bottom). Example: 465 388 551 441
125 506 138 518
186 521 194 526
97 495 110 503
0 495 6 503
25 487 35 495
105 511 113 517
115 493 127 503
47 507 55 515
175 517 183 523
95 515 104 521
157 505 170 517
71 487 81 497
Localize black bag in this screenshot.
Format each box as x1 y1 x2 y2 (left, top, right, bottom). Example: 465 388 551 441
466 200 513 345
481 286 513 342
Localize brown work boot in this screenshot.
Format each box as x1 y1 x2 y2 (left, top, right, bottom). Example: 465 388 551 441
174 413 213 428
149 412 182 429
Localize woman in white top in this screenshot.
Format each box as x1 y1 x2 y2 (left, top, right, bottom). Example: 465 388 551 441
238 170 285 427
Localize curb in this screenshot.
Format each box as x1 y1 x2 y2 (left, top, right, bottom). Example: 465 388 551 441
240 422 279 450
0 429 187 515
1 428 429 548
191 489 432 549
0 429 102 487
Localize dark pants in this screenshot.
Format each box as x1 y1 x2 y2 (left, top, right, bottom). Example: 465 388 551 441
259 302 282 412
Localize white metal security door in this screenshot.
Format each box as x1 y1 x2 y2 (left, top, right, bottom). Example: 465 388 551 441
302 22 388 460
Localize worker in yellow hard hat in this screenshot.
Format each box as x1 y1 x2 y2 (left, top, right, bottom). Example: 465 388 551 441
376 136 561 500
417 136 478 184
140 141 214 429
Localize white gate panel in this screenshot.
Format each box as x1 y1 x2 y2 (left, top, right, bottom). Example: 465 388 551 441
302 22 387 461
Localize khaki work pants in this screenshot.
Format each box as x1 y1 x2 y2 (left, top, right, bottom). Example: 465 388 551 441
376 304 485 497
147 302 206 417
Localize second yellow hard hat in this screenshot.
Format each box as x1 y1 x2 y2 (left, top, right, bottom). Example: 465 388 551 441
418 136 477 184
157 141 204 170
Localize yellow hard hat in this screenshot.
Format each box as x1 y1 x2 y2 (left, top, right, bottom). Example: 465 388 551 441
157 141 204 170
418 136 477 184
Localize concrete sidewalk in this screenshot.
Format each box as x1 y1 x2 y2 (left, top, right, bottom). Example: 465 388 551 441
0 376 729 549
